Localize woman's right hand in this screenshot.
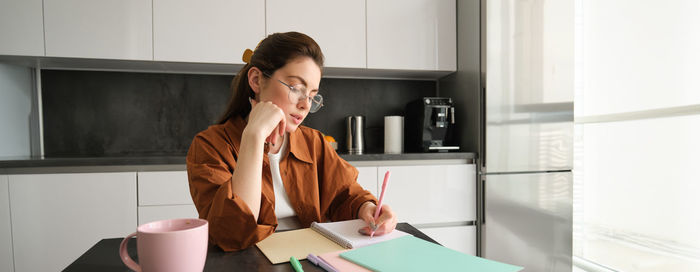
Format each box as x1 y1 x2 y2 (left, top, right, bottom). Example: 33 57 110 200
245 98 286 146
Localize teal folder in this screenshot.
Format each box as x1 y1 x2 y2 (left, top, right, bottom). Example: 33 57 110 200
340 236 523 272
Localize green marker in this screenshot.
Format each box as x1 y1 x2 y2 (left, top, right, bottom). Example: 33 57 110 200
290 256 304 272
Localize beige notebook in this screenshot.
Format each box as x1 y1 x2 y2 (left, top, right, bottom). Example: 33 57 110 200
255 228 345 264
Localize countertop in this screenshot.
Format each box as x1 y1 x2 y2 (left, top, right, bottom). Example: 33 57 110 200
0 152 476 174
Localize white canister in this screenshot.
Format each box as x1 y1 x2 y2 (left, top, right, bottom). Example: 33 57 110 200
384 116 404 154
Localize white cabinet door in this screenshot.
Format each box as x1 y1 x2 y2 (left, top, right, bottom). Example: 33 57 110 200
355 166 378 196
0 0 44 56
9 172 137 272
137 171 198 225
0 176 13 272
43 0 152 60
153 0 264 64
367 0 456 71
138 171 192 206
379 164 475 225
138 205 199 225
420 225 476 255
266 0 366 68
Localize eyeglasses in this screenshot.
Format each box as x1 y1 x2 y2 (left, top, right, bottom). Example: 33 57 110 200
262 72 324 113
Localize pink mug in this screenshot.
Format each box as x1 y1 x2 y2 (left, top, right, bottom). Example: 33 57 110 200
119 218 208 272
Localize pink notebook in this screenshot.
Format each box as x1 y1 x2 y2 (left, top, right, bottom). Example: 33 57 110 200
318 250 371 272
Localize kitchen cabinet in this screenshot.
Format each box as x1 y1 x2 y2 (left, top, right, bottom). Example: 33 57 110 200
367 0 456 71
138 171 192 206
420 225 476 255
137 171 198 225
379 164 476 224
153 0 265 64
383 164 476 254
266 0 366 68
43 0 152 60
135 167 378 225
348 162 477 254
2 0 457 77
0 176 13 272
0 0 44 56
8 172 137 272
138 205 199 225
355 166 378 196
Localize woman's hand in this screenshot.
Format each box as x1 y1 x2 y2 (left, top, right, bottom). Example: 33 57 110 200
245 98 286 146
357 202 397 236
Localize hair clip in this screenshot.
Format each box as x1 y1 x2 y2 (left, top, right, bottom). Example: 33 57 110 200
242 48 254 64
242 39 266 64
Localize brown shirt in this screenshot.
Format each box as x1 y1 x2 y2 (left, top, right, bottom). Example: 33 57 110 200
186 116 377 251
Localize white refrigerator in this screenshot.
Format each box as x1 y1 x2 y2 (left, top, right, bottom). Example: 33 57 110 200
441 0 574 271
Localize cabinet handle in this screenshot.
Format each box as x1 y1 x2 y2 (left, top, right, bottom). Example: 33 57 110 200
481 175 485 225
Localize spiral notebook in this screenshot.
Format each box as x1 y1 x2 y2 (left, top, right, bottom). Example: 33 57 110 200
310 219 410 249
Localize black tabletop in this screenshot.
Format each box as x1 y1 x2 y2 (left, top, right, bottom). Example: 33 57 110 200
64 223 439 272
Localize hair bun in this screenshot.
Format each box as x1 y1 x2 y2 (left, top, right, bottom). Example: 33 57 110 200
242 48 254 63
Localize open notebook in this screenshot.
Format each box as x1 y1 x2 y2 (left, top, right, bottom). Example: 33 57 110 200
256 219 410 264
311 219 409 249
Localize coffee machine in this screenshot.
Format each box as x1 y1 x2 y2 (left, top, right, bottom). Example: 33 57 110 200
404 97 459 152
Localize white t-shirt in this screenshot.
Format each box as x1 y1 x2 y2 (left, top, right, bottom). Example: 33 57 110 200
267 133 302 231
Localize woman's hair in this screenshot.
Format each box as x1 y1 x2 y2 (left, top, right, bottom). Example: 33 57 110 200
217 32 324 124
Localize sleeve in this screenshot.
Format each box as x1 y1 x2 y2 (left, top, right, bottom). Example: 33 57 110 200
186 134 275 251
317 133 378 222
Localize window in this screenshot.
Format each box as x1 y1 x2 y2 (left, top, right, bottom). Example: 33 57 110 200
573 0 700 271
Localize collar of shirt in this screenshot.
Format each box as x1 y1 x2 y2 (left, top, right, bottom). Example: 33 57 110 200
224 116 314 164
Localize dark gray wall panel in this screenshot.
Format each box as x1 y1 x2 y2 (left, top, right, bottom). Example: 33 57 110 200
41 70 435 157
42 70 231 157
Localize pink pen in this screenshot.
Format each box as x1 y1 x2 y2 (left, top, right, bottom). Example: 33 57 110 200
371 170 390 237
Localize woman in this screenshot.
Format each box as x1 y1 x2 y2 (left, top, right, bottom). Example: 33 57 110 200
186 32 397 251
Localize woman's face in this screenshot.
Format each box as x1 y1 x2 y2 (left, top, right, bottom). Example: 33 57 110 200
256 56 321 133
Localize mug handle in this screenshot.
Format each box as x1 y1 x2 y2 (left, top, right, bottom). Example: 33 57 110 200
119 232 141 272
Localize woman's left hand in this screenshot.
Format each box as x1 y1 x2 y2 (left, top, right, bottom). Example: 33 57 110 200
357 202 397 236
